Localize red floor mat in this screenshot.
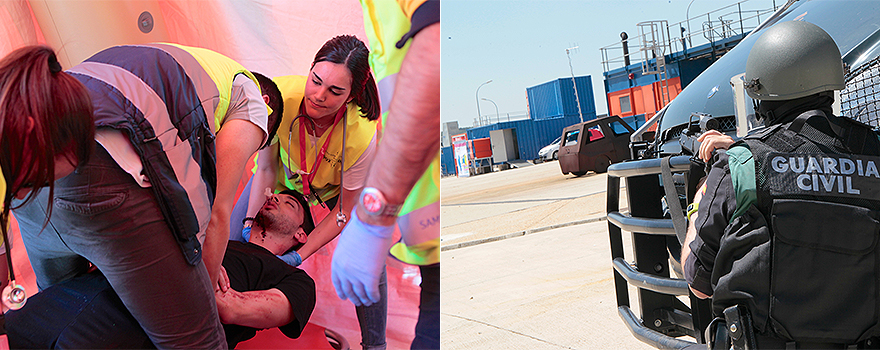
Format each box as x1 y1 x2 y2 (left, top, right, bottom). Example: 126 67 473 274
236 323 345 349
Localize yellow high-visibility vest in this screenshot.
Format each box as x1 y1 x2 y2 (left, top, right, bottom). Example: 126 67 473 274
361 0 439 266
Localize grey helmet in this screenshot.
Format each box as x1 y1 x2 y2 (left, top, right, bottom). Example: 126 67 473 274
744 20 844 101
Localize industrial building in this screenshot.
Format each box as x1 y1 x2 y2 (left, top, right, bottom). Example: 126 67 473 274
441 76 595 176
441 1 777 177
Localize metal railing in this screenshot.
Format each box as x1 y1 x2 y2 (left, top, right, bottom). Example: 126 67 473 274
472 111 530 127
600 0 780 72
606 156 713 349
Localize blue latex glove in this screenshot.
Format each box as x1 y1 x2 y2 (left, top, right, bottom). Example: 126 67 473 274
331 209 394 306
241 226 251 242
277 250 303 267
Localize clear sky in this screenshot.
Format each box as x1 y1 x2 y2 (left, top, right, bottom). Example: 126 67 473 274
441 0 781 128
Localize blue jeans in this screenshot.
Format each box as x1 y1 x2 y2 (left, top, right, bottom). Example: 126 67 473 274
412 264 440 350
6 271 153 349
230 175 388 349
12 143 226 349
358 269 388 350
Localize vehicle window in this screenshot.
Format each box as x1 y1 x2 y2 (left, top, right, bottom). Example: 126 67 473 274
588 126 605 142
563 130 579 146
622 115 645 130
609 121 630 136
552 136 562 145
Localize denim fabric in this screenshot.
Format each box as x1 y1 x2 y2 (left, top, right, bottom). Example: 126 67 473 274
412 264 440 350
12 143 226 349
6 272 153 349
357 269 388 350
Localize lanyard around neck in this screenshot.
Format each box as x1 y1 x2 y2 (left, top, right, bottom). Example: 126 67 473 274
297 105 346 196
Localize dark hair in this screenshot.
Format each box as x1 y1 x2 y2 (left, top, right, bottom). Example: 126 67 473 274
250 71 283 148
0 45 94 213
312 35 380 121
280 189 314 235
279 189 314 253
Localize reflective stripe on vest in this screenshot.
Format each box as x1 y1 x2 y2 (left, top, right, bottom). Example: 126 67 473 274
68 61 213 236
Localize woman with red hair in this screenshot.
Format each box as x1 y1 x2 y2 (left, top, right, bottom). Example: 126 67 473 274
0 45 94 311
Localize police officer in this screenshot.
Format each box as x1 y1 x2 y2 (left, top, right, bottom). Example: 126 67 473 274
683 20 880 348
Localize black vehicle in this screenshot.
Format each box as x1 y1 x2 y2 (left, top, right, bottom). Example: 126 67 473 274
558 116 634 175
606 1 880 348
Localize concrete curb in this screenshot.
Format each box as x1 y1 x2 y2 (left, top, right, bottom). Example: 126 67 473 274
441 215 608 251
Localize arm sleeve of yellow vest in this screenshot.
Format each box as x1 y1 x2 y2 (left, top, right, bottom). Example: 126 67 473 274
395 0 439 49
359 22 440 227
0 168 9 296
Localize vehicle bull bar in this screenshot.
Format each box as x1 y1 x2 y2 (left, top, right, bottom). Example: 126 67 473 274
606 155 713 349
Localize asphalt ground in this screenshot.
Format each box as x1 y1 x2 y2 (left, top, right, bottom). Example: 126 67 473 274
441 161 622 248
441 161 655 349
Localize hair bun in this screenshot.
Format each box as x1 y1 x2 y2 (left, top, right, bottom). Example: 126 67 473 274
48 54 62 74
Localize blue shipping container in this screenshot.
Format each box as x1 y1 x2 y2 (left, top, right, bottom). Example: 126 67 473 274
441 146 456 176
527 76 594 120
466 114 588 162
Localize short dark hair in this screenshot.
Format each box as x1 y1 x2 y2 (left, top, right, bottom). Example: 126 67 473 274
312 35 380 121
280 189 314 235
250 71 283 149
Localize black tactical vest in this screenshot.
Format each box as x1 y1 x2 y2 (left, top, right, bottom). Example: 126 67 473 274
711 110 880 344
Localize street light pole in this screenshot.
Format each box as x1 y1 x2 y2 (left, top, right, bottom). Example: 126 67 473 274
566 46 584 123
481 97 499 124
686 0 696 47
476 80 492 126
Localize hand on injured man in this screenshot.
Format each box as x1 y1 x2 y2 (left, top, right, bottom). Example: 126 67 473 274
214 283 244 325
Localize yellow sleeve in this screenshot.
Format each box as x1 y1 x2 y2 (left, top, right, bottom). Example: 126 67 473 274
0 164 5 211
396 0 425 19
0 167 7 252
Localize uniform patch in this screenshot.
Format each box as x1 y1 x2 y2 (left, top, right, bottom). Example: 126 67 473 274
767 152 880 198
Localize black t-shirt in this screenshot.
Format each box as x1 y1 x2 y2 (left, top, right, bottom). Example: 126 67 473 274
222 241 316 347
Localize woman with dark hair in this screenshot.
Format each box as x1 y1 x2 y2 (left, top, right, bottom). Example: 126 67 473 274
231 34 388 350
0 45 94 309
